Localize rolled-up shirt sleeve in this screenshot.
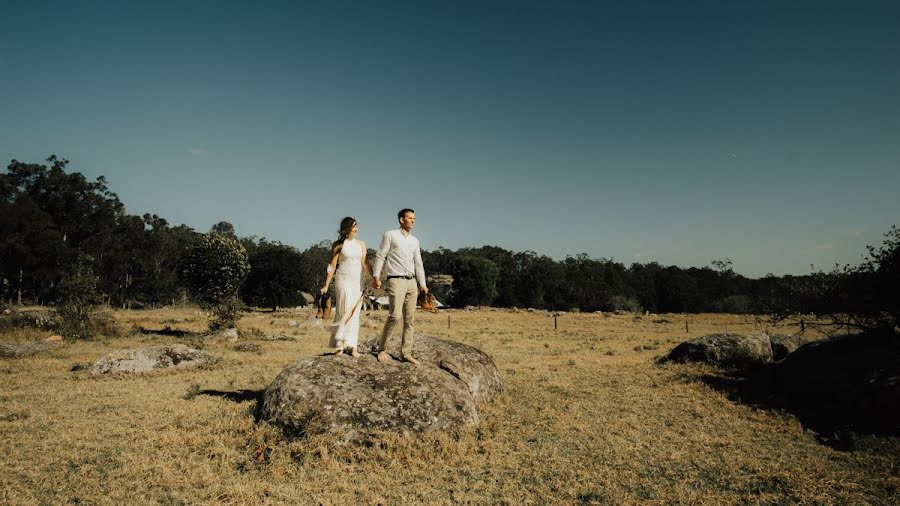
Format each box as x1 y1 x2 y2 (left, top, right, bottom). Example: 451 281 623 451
373 231 391 279
414 241 426 289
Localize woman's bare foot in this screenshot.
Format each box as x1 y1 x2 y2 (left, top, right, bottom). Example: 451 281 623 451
350 347 360 358
334 349 344 356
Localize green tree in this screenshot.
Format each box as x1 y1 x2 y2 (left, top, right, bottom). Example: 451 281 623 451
242 239 307 311
182 234 250 330
1 156 125 304
450 255 500 306
55 254 101 340
210 221 237 239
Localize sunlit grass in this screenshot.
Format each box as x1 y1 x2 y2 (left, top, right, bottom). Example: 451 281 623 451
1 308 896 504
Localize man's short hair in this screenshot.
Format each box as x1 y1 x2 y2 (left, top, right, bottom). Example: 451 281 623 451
398 208 415 221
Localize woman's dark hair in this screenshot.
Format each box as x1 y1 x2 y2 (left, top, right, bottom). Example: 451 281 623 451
332 217 356 250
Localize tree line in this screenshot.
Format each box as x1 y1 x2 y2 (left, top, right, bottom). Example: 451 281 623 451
2 157 896 325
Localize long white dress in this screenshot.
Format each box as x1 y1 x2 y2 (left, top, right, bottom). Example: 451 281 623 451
329 238 363 348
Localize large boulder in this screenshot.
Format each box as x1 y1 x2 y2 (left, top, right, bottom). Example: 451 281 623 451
261 354 478 435
767 333 804 361
90 344 219 375
361 333 503 401
664 333 773 369
734 332 900 438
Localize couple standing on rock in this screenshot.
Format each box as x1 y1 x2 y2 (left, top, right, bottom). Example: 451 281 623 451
319 208 429 365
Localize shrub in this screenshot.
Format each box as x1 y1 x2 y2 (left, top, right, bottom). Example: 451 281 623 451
55 254 101 340
181 234 250 330
610 295 642 313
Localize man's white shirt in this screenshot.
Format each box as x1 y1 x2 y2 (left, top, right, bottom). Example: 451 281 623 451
373 229 426 288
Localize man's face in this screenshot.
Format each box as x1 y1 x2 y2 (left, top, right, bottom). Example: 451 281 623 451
399 212 415 231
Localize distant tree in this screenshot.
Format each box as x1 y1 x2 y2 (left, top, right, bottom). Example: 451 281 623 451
0 156 127 304
657 267 700 313
761 225 899 335
210 221 237 239
710 258 733 274
182 234 250 330
515 251 566 309
449 255 500 306
854 225 899 332
628 262 662 313
242 239 307 311
297 240 334 293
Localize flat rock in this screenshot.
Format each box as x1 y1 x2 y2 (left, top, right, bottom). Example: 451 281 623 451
664 333 773 369
260 334 296 341
361 333 503 401
234 343 261 353
0 340 60 358
261 354 478 435
90 344 219 375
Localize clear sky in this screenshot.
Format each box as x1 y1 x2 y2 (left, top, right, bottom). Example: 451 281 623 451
2 0 898 277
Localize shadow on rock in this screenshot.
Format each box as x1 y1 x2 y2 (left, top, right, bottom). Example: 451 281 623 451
694 331 899 450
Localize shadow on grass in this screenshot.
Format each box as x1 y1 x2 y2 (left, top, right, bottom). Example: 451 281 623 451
199 389 266 420
136 326 201 338
684 332 899 451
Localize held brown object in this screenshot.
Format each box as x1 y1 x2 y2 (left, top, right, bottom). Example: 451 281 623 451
417 292 438 313
316 292 332 319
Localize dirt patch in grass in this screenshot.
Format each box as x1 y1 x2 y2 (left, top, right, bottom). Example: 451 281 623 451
1 308 897 504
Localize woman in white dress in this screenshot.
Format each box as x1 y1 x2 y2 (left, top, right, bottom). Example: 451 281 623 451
320 217 372 357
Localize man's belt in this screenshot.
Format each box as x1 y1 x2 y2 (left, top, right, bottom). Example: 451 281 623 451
387 275 415 280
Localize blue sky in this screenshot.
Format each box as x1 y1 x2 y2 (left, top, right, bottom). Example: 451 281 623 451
2 0 898 277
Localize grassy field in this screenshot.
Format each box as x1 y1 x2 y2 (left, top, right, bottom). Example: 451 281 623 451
1 307 897 505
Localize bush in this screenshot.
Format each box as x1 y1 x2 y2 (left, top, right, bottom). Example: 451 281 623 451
55 254 101 340
610 295 642 313
181 234 250 330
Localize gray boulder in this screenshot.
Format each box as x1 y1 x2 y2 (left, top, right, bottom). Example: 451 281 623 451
767 333 804 361
261 354 478 435
0 340 60 358
664 333 773 369
361 333 503 401
90 344 219 375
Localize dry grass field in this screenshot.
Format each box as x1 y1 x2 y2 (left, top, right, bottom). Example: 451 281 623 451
1 307 898 505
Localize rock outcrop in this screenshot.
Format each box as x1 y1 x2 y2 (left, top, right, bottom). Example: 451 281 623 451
767 333 899 436
664 333 773 368
261 354 478 435
767 333 804 361
361 333 503 401
90 344 218 375
261 334 502 437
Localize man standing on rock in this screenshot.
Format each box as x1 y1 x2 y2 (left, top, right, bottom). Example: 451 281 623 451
373 208 429 365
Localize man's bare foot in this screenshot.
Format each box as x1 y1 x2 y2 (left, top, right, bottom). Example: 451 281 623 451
402 355 420 366
350 347 360 358
377 351 391 363
334 349 344 356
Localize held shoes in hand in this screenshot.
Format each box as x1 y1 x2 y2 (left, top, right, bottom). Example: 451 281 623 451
417 292 438 313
